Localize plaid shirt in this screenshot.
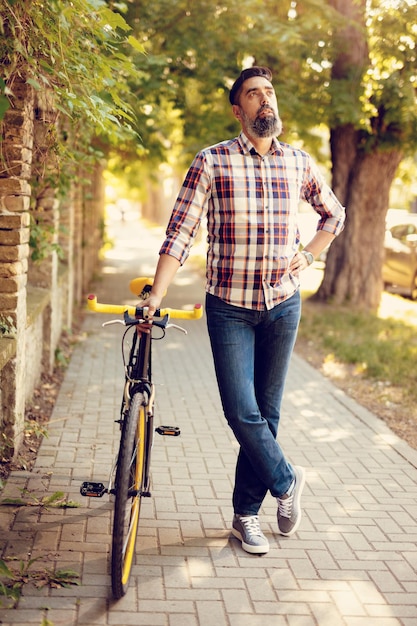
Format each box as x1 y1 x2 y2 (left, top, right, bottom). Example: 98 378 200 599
160 132 345 310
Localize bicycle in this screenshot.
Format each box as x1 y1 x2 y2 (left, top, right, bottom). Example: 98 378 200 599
80 277 203 599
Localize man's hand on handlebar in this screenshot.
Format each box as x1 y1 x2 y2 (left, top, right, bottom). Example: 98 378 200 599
135 293 163 333
137 293 163 319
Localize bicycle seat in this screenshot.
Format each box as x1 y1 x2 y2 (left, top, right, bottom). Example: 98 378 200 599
129 277 154 298
129 277 167 300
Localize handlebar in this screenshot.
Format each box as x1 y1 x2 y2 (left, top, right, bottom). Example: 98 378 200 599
87 294 203 321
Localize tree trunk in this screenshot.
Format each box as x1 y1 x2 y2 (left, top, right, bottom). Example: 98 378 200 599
316 130 403 311
314 0 403 312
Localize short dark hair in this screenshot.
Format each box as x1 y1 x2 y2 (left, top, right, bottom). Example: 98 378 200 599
229 66 273 105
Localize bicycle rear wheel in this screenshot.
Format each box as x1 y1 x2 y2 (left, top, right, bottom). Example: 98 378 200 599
111 392 147 598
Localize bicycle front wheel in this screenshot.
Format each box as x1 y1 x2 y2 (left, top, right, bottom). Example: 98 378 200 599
111 392 147 599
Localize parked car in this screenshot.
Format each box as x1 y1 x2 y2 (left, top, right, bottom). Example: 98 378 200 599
382 216 417 300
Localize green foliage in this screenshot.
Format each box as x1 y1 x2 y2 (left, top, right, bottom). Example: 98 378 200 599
54 345 70 368
29 217 64 263
2 1 415 176
0 76 11 118
0 0 146 148
358 1 417 151
0 556 79 607
118 0 417 169
1 489 80 508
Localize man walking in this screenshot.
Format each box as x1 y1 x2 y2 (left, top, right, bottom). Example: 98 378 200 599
140 66 345 554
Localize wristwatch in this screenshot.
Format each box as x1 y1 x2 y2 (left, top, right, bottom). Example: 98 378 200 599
301 250 314 266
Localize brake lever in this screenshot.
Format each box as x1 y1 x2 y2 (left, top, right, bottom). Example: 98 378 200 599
166 323 187 335
102 312 185 333
102 319 125 327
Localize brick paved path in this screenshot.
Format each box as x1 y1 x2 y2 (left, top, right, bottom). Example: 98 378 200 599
1 218 417 626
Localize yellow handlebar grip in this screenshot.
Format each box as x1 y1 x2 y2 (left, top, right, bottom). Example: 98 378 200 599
159 303 203 320
87 295 203 320
87 295 137 316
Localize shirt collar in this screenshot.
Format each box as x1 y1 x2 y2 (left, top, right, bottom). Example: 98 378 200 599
238 131 283 156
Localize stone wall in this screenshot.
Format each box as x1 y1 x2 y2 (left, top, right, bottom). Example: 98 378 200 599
0 78 104 460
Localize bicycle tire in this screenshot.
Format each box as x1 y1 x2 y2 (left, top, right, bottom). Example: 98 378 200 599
111 392 147 598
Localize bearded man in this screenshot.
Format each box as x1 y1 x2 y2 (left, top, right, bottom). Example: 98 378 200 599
138 66 345 554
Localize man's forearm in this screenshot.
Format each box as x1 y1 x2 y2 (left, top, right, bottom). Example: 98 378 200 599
304 230 335 259
151 253 181 299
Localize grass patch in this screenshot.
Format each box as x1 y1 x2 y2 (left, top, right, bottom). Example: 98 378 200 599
298 297 417 402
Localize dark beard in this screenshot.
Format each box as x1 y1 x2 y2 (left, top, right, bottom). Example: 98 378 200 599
241 106 282 138
252 115 280 138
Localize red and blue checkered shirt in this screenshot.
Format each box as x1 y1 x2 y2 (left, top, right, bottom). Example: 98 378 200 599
160 132 345 310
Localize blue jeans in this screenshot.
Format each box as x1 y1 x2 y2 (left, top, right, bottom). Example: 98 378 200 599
206 291 301 516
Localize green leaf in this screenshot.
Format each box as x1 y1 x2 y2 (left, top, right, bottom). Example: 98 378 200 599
26 78 42 90
54 568 80 584
42 491 65 505
61 499 80 508
127 35 146 54
0 559 13 578
98 7 131 32
0 498 27 506
0 95 10 120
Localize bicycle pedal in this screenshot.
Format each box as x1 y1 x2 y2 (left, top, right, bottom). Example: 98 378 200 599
80 481 107 497
155 425 181 436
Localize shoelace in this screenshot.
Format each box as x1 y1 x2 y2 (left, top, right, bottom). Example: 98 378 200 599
277 492 294 519
240 515 263 536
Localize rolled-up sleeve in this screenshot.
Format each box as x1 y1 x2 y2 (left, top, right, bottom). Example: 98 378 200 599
159 153 211 265
303 158 345 237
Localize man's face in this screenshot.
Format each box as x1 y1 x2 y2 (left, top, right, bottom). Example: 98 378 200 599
233 76 282 138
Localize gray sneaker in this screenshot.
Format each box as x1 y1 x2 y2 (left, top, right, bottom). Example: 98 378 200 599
277 466 306 536
231 514 269 554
